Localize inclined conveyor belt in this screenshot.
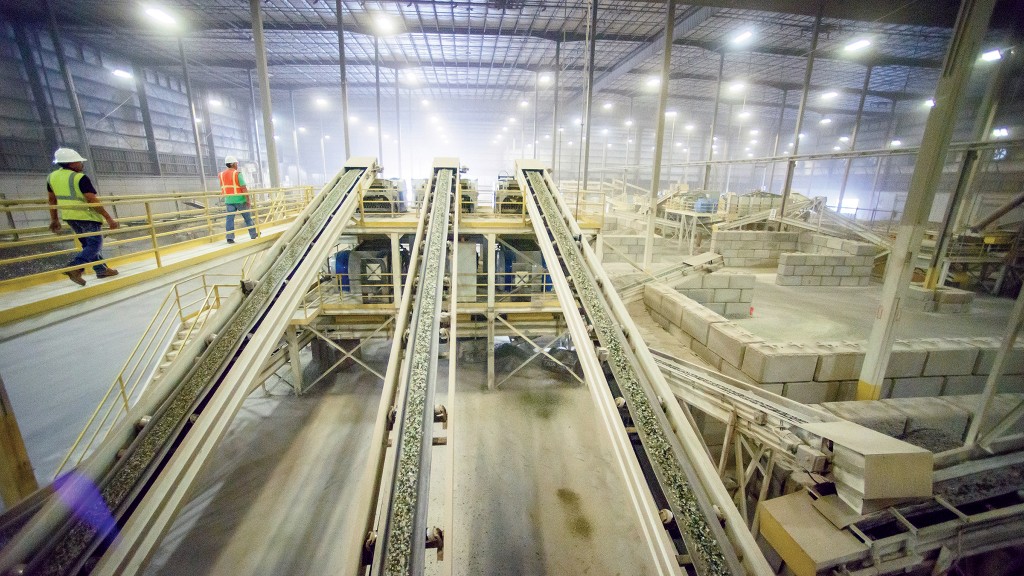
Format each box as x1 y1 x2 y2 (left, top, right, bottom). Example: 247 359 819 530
374 167 454 574
520 168 744 576
0 164 373 576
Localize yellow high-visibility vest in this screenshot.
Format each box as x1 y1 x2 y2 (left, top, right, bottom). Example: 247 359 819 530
48 168 101 222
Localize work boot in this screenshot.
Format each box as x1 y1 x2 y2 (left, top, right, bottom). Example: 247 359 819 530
64 268 86 286
227 238 235 244
96 268 119 278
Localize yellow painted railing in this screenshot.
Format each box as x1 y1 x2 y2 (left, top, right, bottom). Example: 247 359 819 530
53 273 239 477
0 186 314 291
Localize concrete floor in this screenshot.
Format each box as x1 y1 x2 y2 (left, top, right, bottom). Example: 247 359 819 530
146 344 660 575
732 268 1015 344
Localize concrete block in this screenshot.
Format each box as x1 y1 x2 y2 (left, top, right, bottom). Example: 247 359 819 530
801 276 822 286
935 287 974 304
936 303 969 314
741 342 819 383
820 276 841 286
921 339 980 376
858 277 871 286
704 274 731 289
725 302 751 317
794 265 813 275
644 284 664 311
834 381 859 402
690 339 723 370
728 275 756 289
839 277 860 287
776 275 801 286
679 305 728 344
783 381 838 404
818 400 907 437
665 324 694 347
707 322 765 367
740 289 754 302
814 343 866 381
826 237 844 250
705 302 727 315
881 397 970 439
833 266 853 276
941 394 1024 438
683 288 714 304
779 264 795 275
813 266 833 276
905 285 933 301
942 375 988 396
659 293 685 327
720 361 758 385
675 275 703 289
825 256 846 266
887 340 928 378
853 266 873 276
967 338 1024 375
890 376 945 398
714 289 742 303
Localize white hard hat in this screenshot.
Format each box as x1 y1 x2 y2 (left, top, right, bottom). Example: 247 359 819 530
53 148 87 164
224 155 239 165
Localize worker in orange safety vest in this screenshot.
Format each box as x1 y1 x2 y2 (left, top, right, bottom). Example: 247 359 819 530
219 155 258 244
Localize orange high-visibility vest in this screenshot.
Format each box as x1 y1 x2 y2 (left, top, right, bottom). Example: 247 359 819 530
219 168 246 204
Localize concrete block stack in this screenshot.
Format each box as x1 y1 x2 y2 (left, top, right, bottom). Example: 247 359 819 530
643 280 1024 404
673 272 755 318
709 230 799 267
775 253 873 287
904 285 974 314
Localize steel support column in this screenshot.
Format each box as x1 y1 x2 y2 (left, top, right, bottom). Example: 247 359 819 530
487 233 496 390
835 65 873 213
12 25 58 156
250 0 279 187
0 374 37 508
778 4 823 221
177 38 208 191
43 0 94 176
966 286 1024 446
199 89 219 177
766 89 787 193
375 35 383 165
395 78 403 177
580 0 598 189
131 63 161 175
642 0 676 270
551 41 560 173
858 0 999 400
533 72 540 159
290 90 301 182
246 69 265 187
701 51 725 190
336 0 352 158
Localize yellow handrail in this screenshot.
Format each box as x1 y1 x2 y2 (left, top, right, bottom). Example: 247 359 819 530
53 273 240 477
0 186 313 291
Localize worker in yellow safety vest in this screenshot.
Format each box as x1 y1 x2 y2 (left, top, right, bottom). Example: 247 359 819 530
219 155 258 244
47 148 120 286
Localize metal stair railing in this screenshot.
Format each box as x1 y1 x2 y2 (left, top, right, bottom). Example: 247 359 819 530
52 274 239 478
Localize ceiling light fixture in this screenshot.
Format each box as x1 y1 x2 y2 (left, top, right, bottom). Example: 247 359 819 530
111 69 133 79
843 39 871 53
821 91 839 99
732 30 754 46
819 118 832 125
980 49 1002 62
924 99 935 108
144 6 178 28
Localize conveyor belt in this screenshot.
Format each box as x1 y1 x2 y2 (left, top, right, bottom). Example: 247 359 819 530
374 166 454 574
0 162 375 575
520 168 744 576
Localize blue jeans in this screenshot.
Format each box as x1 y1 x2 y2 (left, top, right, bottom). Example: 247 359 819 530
225 202 257 240
66 220 108 272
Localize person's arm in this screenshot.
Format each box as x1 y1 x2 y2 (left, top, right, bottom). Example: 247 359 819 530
47 182 61 233
78 176 119 229
236 171 250 206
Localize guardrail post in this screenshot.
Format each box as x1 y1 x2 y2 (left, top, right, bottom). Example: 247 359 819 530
144 202 162 268
203 194 215 241
1 374 38 508
1 194 18 242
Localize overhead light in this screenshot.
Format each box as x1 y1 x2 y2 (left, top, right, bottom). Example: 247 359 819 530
798 133 806 139
675 142 682 147
624 119 634 126
890 139 902 147
421 99 430 107
738 110 751 119
992 127 1009 138
539 74 552 84
747 153 754 157
143 6 178 28
194 117 202 123
402 72 419 85
750 140 758 145
298 126 307 133
323 134 330 140
349 115 359 124
502 126 508 132
602 128 609 135
787 142 794 147
981 49 1002 62
838 136 850 142
731 30 753 46
111 69 133 79
665 110 677 118
208 98 222 107
843 39 871 53
602 102 614 110
628 139 633 143
645 76 661 88
685 124 695 131
315 97 328 107
374 13 397 35
573 117 582 125
924 99 935 108
744 147 750 152
819 118 832 125
821 91 839 100
728 81 745 93
520 100 529 107
833 146 842 151
544 134 551 139
749 129 759 136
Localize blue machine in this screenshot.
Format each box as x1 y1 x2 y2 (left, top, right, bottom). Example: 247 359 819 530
496 238 551 300
331 237 410 303
694 197 718 213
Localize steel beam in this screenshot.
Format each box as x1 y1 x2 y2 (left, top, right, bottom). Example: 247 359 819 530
580 0 598 190
43 0 93 176
643 0 676 270
12 24 58 157
250 0 280 187
835 65 873 213
858 0 1000 400
336 0 352 158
